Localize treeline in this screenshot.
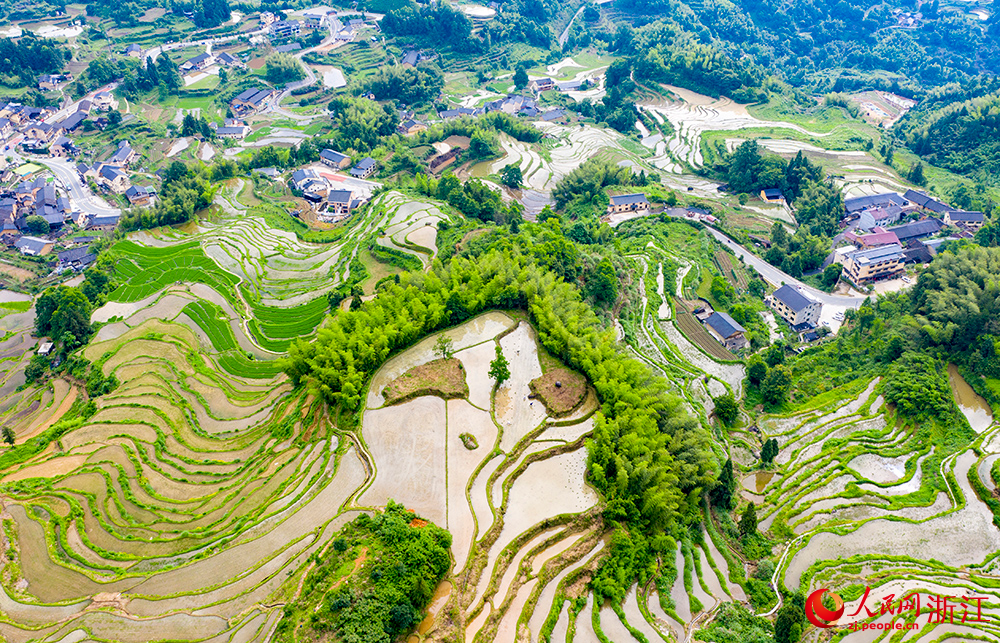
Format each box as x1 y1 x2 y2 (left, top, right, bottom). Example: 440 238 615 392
362 65 443 106
328 96 400 152
119 161 216 231
381 2 479 52
281 234 715 544
0 36 69 88
118 53 183 97
419 111 543 146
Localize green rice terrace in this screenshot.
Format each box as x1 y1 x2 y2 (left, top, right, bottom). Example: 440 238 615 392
0 182 998 643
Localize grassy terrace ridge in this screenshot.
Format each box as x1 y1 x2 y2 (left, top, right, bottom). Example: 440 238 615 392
382 357 469 405
529 367 587 417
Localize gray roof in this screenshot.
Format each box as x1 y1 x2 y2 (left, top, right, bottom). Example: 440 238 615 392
100 165 125 181
320 149 349 164
903 189 949 213
844 192 905 214
88 214 119 227
216 126 247 136
849 243 903 265
705 312 744 339
540 109 566 121
59 112 86 131
125 44 142 53
609 193 649 206
216 52 238 64
58 246 91 263
328 189 352 203
110 142 134 165
274 43 302 53
354 157 375 170
15 236 50 253
888 218 943 241
402 51 418 65
186 52 212 66
772 284 813 313
948 210 984 223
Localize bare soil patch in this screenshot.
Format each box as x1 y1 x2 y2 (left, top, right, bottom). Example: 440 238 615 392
383 358 469 405
529 368 586 417
247 57 267 70
0 262 35 282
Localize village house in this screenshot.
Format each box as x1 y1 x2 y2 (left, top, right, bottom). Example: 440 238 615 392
270 19 301 39
943 210 984 231
844 192 906 217
320 149 351 169
181 53 214 72
215 52 243 68
0 118 12 139
839 243 905 287
760 188 783 202
215 124 251 139
231 88 274 117
22 122 56 143
528 77 556 92
99 165 131 193
704 312 748 351
324 189 354 221
259 11 277 27
15 236 54 256
56 246 95 271
109 141 138 167
125 185 156 206
438 107 482 120
58 111 87 134
606 193 649 215
86 213 120 231
302 6 334 28
124 43 143 58
397 119 427 136
92 91 117 111
401 50 419 67
38 74 72 91
767 284 822 328
350 157 377 179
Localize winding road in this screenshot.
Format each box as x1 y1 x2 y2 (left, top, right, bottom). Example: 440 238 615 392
44 158 121 217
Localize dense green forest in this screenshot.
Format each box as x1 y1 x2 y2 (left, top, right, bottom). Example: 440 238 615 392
0 36 69 88
897 90 1000 179
273 502 452 642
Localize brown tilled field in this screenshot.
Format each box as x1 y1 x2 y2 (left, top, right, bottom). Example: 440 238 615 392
382 358 469 404
674 309 736 361
529 367 587 416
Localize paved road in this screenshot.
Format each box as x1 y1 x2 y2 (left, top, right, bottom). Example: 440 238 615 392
558 6 585 47
145 29 267 67
44 158 121 217
701 225 865 307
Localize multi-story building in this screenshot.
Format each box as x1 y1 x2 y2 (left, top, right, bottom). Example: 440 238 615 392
606 193 649 215
767 284 822 328
839 243 905 287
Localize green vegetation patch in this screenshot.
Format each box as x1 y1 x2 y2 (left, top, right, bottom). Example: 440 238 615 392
273 502 451 643
382 358 469 405
529 367 587 416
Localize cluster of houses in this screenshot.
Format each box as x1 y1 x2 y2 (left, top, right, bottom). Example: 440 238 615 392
839 189 984 287
179 51 245 74
527 77 588 94
2 92 118 156
264 6 364 42
286 150 376 222
75 140 153 210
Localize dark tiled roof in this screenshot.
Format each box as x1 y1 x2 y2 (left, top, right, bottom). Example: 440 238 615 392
844 193 905 213
948 210 984 223
609 193 649 206
772 284 813 313
705 312 745 339
328 189 352 203
903 189 949 213
888 218 944 241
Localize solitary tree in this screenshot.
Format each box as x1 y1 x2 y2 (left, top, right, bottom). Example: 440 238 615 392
489 344 510 385
434 334 454 360
713 393 739 426
2 426 14 446
25 215 49 235
747 356 768 386
513 65 528 90
761 365 792 405
500 164 523 188
739 502 758 537
711 457 736 510
761 438 779 465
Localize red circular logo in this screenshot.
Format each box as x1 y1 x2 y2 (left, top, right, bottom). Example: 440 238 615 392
805 588 845 628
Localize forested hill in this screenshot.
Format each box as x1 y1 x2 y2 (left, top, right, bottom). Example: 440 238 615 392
896 89 1000 179
611 0 999 94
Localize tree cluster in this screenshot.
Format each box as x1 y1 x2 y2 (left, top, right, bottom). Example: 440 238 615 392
363 65 443 106
0 35 69 88
264 53 306 85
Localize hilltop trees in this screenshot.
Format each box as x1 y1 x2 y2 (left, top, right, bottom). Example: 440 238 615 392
195 0 231 27
363 65 444 105
36 287 92 347
264 53 305 85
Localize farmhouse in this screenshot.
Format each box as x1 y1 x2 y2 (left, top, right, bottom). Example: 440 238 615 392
109 141 138 167
92 91 117 111
86 213 120 231
839 243 905 287
270 20 301 39
57 111 86 133
760 188 783 202
15 236 53 256
124 43 143 57
438 107 482 120
350 157 377 179
215 52 243 67
322 189 357 222
216 124 251 139
767 284 822 328
320 149 351 169
57 246 95 271
181 53 214 72
231 88 273 116
607 193 649 214
125 185 156 206
274 43 302 53
943 210 984 231
704 312 748 351
260 11 277 27
903 189 950 214
397 119 427 136
402 50 419 67
528 77 556 92
38 74 72 90
99 164 131 193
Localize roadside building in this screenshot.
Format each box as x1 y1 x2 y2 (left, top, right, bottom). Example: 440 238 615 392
760 188 783 202
125 185 156 206
704 312 748 351
324 189 354 221
844 192 906 217
839 243 905 287
230 88 274 117
38 74 72 90
215 124 251 139
109 141 138 167
767 284 822 328
606 193 649 215
99 164 131 193
124 44 143 58
92 91 117 111
57 246 95 271
270 20 302 39
215 52 243 68
181 53 214 72
86 213 120 231
397 119 427 136
528 77 556 92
